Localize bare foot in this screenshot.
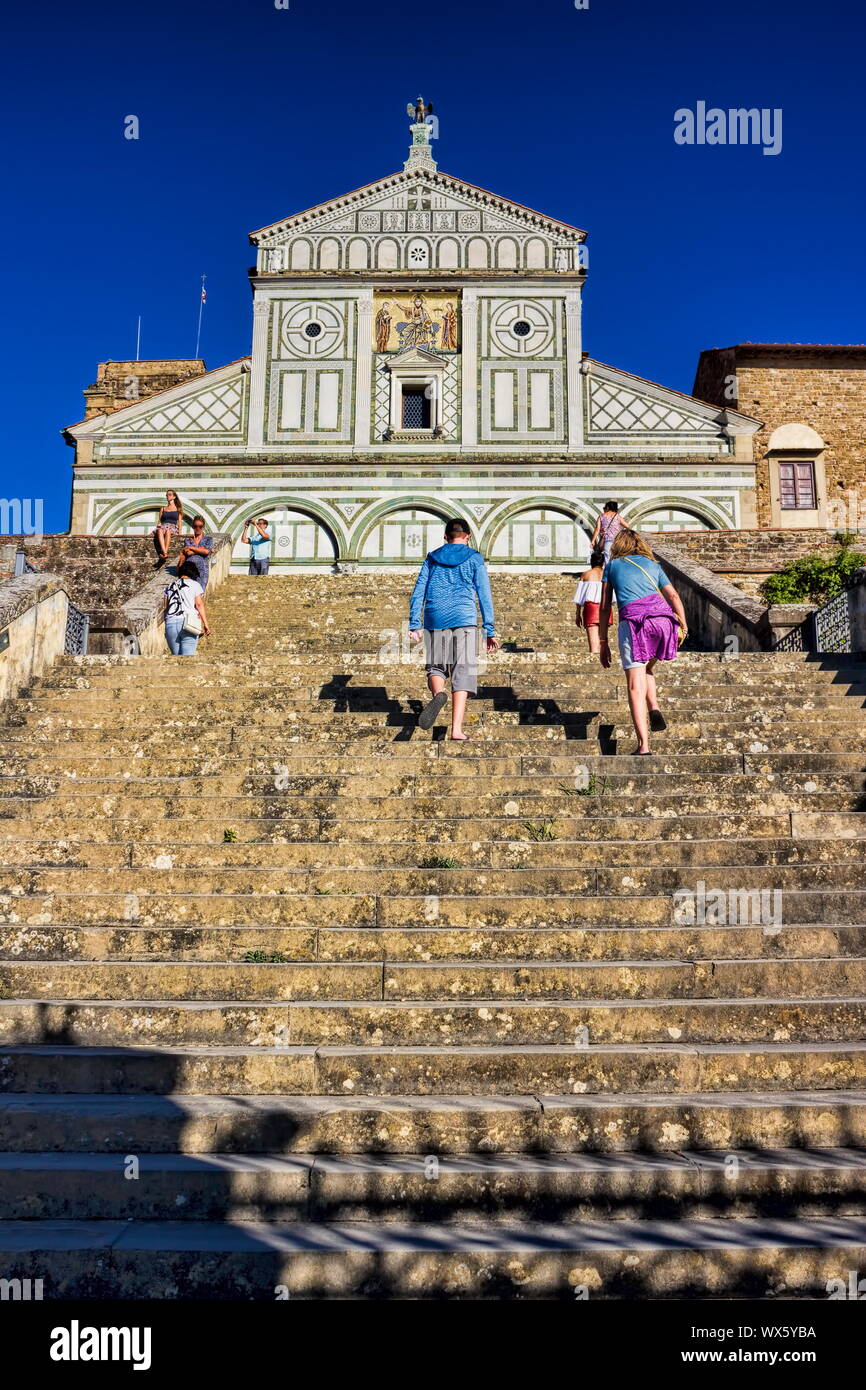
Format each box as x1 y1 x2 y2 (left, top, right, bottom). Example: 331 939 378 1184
450 732 470 741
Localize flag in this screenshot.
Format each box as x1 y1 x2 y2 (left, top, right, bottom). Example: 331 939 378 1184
201 285 207 304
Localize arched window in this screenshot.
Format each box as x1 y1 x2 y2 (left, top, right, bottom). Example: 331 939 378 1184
488 508 588 563
467 238 489 269
361 508 448 562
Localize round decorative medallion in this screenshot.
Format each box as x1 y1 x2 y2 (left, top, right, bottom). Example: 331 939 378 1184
490 300 555 357
281 302 343 356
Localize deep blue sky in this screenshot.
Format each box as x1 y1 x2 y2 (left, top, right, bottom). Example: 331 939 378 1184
1 0 863 530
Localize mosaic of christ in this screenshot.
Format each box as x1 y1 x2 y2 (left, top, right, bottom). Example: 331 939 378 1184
373 293 460 353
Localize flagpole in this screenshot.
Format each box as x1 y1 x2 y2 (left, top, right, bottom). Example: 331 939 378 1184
135 316 141 361
194 275 207 358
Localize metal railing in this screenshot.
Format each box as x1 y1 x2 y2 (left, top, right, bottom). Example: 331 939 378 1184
772 569 866 653
64 603 90 656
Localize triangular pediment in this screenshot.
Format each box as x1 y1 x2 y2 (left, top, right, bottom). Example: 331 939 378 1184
66 360 250 441
387 347 446 369
585 360 760 439
250 168 585 247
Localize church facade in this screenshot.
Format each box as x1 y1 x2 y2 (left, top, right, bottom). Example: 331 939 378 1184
65 108 761 571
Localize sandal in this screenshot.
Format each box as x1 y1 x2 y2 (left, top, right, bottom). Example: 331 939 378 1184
418 691 448 729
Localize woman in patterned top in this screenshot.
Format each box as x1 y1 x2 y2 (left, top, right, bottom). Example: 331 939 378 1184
591 500 624 563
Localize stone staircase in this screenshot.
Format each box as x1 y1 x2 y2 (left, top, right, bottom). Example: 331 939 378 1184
1 572 865 1299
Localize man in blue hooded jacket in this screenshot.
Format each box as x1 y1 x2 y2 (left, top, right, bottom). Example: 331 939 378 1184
408 518 499 740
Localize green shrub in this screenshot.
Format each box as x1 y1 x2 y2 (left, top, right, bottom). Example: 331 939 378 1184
760 539 866 606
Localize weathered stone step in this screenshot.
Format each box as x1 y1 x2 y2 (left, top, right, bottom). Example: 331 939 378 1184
6 953 866 1002
10 734 866 776
14 692 865 729
3 1214 865 1298
1 833 858 871
3 1090 865 1154
1 859 861 895
3 1147 865 1222
2 1040 865 1095
28 673 866 703
3 888 865 928
0 811 804 845
3 922 863 964
4 766 864 802
7 710 866 748
4 791 860 825
3 996 866 1046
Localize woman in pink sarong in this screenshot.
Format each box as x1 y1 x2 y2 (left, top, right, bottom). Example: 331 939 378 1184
597 529 688 755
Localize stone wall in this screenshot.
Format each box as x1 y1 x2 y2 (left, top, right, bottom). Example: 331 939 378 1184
693 347 866 528
82 359 206 419
0 575 70 703
654 527 838 596
652 540 811 651
0 534 233 655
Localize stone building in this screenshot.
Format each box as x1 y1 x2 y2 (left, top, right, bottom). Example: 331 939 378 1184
693 344 866 531
64 108 769 572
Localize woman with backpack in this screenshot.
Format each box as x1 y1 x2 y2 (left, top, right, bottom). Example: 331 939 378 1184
163 560 210 656
597 529 688 755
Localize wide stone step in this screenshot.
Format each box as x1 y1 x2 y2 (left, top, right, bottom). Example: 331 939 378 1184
1 833 859 870
5 952 866 1001
3 1147 865 1222
1 860 860 896
3 1213 866 1298
3 889 865 928
0 812 806 845
3 793 861 830
7 711 866 749
3 923 864 963
4 1089 866 1153
13 694 865 729
2 1040 866 1094
10 734 866 774
3 995 866 1046
3 767 864 800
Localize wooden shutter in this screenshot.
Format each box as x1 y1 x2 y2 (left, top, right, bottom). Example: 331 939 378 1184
779 461 816 510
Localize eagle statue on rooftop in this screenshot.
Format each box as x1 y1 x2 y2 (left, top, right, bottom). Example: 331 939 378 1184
408 96 434 125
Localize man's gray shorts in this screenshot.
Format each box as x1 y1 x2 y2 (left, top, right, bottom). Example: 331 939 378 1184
249 558 270 576
424 626 479 693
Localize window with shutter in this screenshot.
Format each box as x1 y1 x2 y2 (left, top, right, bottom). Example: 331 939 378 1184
779 460 816 510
